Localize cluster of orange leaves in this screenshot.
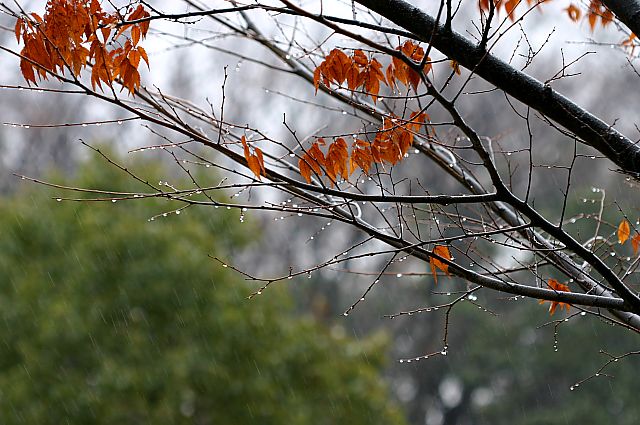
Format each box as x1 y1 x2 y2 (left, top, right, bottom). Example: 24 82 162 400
565 1 614 30
539 279 572 315
15 0 150 94
478 0 539 20
478 0 615 30
617 219 640 254
298 111 428 185
303 41 434 185
313 41 430 101
241 136 265 180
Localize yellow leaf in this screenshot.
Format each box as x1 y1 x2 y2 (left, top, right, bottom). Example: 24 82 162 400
618 219 630 244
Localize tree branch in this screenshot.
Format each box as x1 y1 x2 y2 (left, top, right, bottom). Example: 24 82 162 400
601 0 640 37
355 0 640 174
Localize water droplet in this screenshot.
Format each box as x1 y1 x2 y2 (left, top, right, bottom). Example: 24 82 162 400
396 273 403 278
56 198 62 202
570 386 574 391
176 210 181 215
580 312 586 316
111 199 117 203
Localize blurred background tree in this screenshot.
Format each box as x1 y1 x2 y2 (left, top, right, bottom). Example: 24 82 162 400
0 152 406 425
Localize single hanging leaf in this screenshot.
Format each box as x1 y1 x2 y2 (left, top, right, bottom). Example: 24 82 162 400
632 234 640 255
618 219 630 244
538 279 571 315
429 245 451 285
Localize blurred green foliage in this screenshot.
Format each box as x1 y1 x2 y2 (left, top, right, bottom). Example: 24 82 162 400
0 153 406 425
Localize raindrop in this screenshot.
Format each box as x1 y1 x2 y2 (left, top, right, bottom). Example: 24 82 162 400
56 198 62 202
570 386 574 391
117 120 123 125
176 210 181 215
396 273 403 278
342 111 347 115
111 199 117 203
580 312 586 316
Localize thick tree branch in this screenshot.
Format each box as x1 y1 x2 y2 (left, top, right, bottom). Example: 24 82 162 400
601 0 640 37
355 0 640 174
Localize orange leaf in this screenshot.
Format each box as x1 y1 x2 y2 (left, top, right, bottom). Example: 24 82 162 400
247 155 262 180
241 135 251 159
539 279 571 315
429 245 451 285
299 155 313 183
632 234 640 255
14 18 22 42
450 60 461 75
565 4 581 22
618 219 630 244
